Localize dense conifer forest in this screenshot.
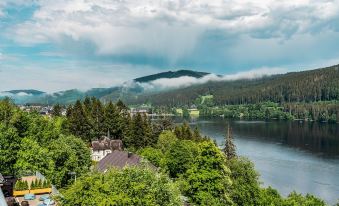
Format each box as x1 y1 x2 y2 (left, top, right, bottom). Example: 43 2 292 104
127 65 339 106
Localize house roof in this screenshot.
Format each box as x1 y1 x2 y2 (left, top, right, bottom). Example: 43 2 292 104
91 137 123 151
96 150 155 172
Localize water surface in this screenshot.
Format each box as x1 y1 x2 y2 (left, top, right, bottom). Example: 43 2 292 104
183 117 339 204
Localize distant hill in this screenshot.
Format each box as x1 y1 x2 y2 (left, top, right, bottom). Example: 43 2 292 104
2 70 209 105
4 89 45 95
120 65 339 106
2 66 339 106
134 70 209 83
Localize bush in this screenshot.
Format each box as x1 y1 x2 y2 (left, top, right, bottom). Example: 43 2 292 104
59 166 182 206
14 180 29 191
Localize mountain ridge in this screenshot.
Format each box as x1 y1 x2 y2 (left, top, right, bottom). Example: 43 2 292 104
134 70 210 83
1 66 338 105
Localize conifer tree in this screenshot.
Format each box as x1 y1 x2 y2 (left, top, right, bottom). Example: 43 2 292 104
116 99 128 112
52 104 62 117
129 113 144 149
192 127 202 141
83 96 92 115
90 98 105 139
142 114 154 146
68 100 92 142
104 101 123 139
31 180 35 190
224 124 236 160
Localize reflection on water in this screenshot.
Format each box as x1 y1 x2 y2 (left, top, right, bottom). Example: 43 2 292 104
178 117 339 204
189 117 339 158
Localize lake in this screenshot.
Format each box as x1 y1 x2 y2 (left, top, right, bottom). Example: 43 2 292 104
181 117 339 204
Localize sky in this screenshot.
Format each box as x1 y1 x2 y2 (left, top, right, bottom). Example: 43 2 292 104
1 0 339 92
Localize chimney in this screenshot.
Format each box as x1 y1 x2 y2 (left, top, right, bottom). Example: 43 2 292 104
128 152 133 158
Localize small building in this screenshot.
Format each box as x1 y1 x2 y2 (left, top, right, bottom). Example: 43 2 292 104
96 150 156 172
91 135 123 162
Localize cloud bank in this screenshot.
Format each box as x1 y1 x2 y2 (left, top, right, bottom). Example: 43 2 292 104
6 0 339 63
137 67 286 90
1 0 339 91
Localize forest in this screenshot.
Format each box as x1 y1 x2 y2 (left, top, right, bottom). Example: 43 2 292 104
196 101 339 122
126 65 339 106
0 97 335 205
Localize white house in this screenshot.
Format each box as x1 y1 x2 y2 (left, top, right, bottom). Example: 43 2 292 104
91 136 123 162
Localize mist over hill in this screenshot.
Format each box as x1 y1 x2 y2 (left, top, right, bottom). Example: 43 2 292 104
1 65 338 106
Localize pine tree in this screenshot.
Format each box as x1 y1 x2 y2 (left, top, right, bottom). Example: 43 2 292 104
31 180 35 190
38 179 42 189
68 100 92 143
52 104 62 117
91 98 105 139
193 127 202 141
83 96 92 115
24 180 29 190
116 99 128 112
142 114 154 146
224 124 236 160
104 101 123 139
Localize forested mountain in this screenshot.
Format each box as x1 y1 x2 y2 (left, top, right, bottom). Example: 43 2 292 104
0 70 209 105
4 90 45 95
1 66 339 106
123 65 339 106
134 70 209 83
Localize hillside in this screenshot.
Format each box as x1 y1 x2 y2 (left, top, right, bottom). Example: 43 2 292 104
4 89 45 95
2 66 339 106
1 69 208 105
134 70 209 83
120 65 339 106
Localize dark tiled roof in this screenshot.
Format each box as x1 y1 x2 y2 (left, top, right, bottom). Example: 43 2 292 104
91 137 123 151
96 150 155 172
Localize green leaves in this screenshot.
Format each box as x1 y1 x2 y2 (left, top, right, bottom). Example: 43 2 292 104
14 137 54 177
59 167 182 206
0 123 21 175
48 135 91 188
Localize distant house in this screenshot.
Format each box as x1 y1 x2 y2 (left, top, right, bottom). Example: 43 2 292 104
96 150 156 172
130 104 151 116
91 134 123 162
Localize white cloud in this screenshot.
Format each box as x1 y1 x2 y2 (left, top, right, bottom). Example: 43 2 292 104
0 62 159 92
138 67 286 90
8 0 339 63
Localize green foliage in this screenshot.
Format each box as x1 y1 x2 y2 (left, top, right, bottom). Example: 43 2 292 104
104 101 124 139
127 65 339 107
52 104 62 117
67 100 92 143
228 157 262 206
259 187 284 206
139 147 164 168
14 180 29 191
125 113 154 150
0 123 21 175
224 125 236 160
157 131 177 153
0 97 15 126
165 140 199 178
14 137 54 177
181 141 233 206
48 135 91 188
59 167 182 206
284 191 326 206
